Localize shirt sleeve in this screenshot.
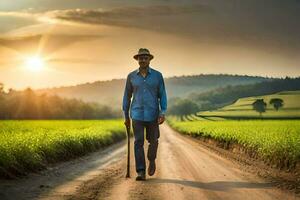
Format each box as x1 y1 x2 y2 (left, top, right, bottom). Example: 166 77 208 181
158 73 167 116
122 73 133 119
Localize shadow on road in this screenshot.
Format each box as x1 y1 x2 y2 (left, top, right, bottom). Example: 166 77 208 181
146 178 275 191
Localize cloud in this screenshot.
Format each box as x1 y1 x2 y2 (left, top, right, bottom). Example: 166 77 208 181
52 4 211 18
48 58 104 64
0 34 104 55
0 4 213 28
0 11 36 18
1 2 299 56
46 4 213 27
43 3 300 54
0 12 41 34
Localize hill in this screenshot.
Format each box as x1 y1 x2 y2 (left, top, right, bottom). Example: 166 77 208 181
35 74 271 110
189 77 300 111
196 90 300 119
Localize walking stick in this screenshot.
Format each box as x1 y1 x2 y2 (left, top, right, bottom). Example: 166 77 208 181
125 123 130 178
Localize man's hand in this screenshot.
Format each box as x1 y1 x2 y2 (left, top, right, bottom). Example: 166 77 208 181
124 118 131 128
158 115 165 125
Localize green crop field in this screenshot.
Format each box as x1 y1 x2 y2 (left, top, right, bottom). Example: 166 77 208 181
197 90 300 119
0 119 126 178
167 116 300 169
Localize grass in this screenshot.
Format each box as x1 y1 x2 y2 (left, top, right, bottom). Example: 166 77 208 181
167 116 300 169
197 90 300 119
0 119 126 178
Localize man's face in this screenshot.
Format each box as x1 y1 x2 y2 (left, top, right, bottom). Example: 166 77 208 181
137 55 151 68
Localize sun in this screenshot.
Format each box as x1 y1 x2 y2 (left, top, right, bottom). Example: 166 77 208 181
25 56 45 72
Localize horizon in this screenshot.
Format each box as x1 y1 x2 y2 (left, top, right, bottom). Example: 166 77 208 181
2 72 298 92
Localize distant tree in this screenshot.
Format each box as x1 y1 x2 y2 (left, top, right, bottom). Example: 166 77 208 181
269 98 284 111
0 83 4 119
0 87 120 119
199 102 215 111
252 99 267 116
0 83 4 94
168 99 199 115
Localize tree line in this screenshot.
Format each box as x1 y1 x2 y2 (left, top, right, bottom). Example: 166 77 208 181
168 77 300 116
0 83 121 119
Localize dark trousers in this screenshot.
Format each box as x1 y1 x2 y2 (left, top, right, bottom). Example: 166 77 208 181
132 118 160 173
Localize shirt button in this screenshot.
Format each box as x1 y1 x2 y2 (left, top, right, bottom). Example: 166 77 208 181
144 80 146 82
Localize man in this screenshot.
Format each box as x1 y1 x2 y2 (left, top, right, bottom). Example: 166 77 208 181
122 48 167 181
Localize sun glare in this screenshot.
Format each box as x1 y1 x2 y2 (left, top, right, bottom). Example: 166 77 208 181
25 56 45 72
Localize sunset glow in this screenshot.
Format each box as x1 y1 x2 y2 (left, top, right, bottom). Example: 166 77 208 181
0 1 299 90
25 56 45 72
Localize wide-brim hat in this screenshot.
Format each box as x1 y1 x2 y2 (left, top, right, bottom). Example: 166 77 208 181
133 48 154 60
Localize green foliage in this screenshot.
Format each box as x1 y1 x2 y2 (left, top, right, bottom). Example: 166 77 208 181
269 98 284 111
168 99 199 115
167 116 300 168
252 99 267 115
0 120 125 177
0 86 121 119
197 90 300 119
190 77 300 111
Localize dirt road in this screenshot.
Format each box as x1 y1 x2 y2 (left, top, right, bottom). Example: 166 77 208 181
0 123 298 200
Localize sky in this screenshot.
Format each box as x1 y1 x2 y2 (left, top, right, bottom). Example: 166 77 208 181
0 0 299 90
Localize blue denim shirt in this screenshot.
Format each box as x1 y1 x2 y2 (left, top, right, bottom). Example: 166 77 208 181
122 66 167 122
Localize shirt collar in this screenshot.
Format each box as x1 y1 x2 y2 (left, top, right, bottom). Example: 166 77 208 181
135 66 152 75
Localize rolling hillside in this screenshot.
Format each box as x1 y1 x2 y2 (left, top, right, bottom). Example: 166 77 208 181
35 74 271 109
196 90 300 119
